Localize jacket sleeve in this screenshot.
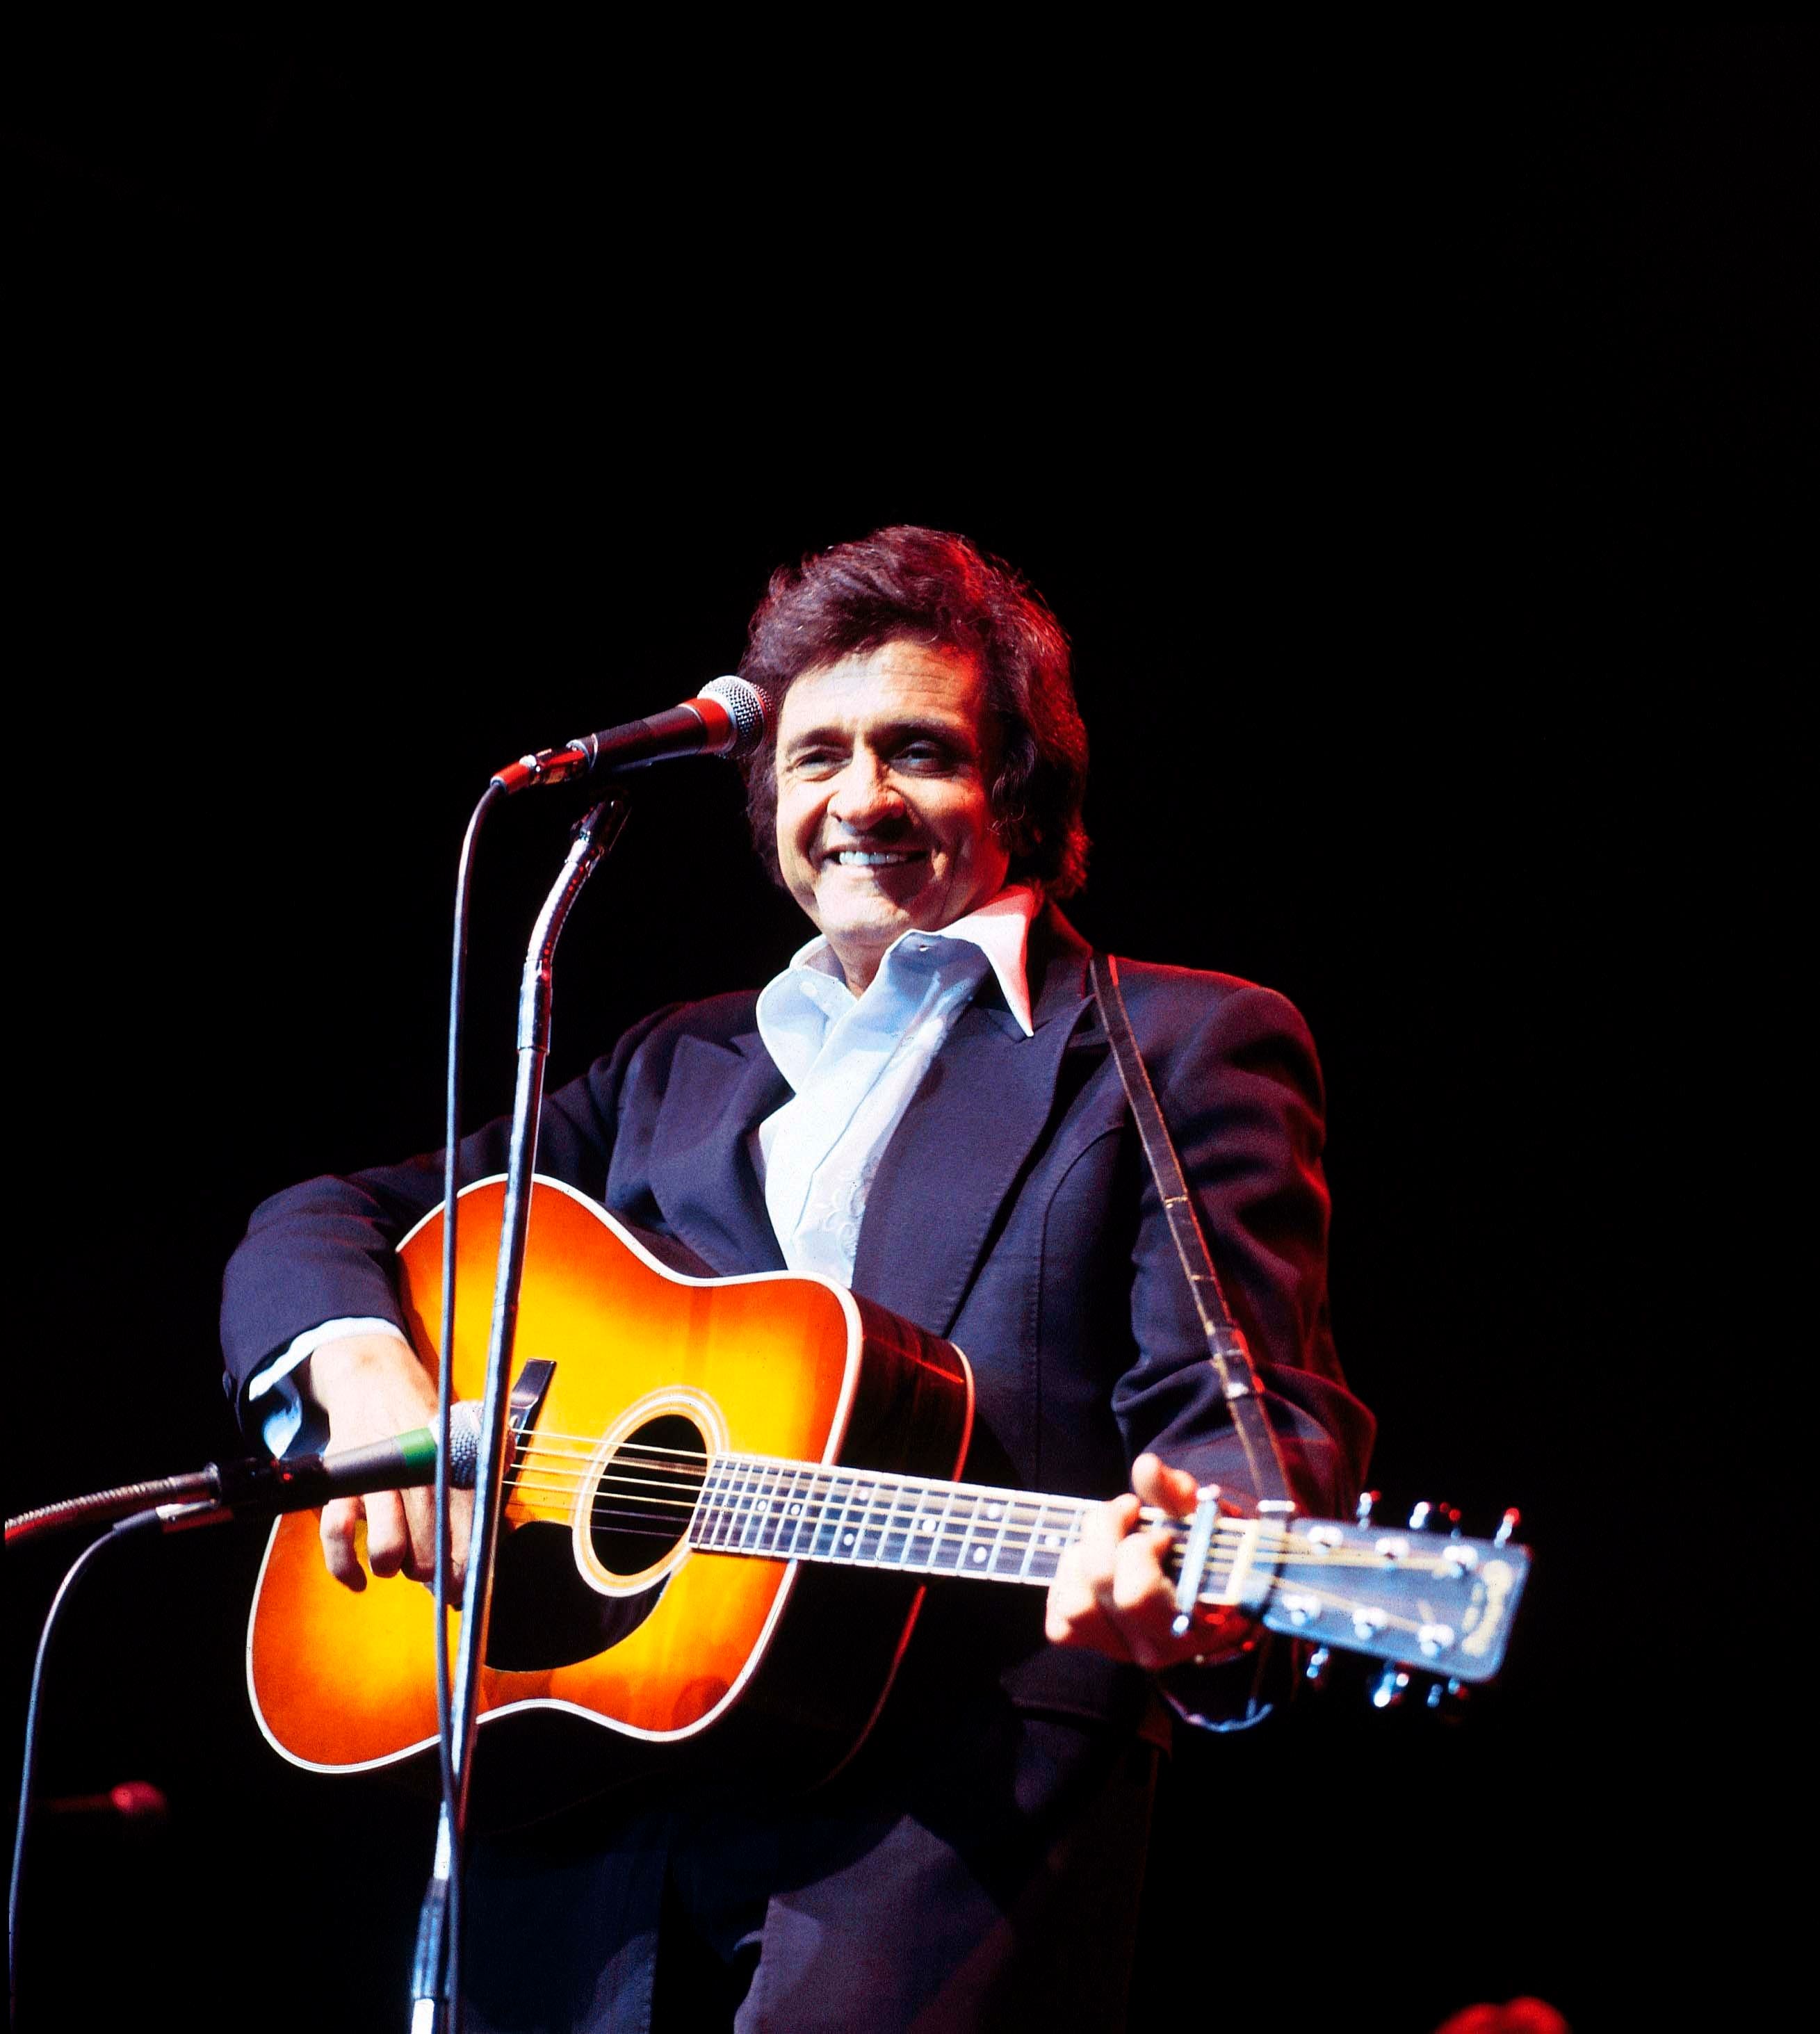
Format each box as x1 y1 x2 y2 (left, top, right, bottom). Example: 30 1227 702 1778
217 1003 680 1433
1110 976 1374 1520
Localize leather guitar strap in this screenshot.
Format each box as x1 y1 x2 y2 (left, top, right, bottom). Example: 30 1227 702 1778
1089 952 1294 1511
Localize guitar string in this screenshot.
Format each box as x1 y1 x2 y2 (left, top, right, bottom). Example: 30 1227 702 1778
494 1437 1470 1563
530 1463 1145 1546
494 1456 1447 1568
445 1436 1471 1588
507 1435 1297 1533
485 1478 1447 1588
501 1470 1098 1558
437 1441 1454 1613
406 1484 1443 1632
494 1458 1449 1563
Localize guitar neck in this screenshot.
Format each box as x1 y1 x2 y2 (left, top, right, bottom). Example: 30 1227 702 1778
692 1454 1088 1588
687 1454 1530 1683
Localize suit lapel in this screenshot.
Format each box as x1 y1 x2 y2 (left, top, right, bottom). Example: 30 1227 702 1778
853 910 1095 1335
649 1030 790 1274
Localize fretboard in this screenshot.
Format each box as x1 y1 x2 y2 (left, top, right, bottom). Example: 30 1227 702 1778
690 1455 1090 1586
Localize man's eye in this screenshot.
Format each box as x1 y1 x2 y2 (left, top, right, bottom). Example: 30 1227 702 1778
896 742 954 770
788 749 843 776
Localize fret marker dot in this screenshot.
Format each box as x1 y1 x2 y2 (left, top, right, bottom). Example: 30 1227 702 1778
842 1531 855 1545
972 1547 987 1564
986 1504 1002 1520
1046 1533 1062 1547
918 1518 935 1533
788 1503 802 1517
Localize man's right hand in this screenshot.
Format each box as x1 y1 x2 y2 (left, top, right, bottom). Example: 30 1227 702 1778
309 1332 473 1593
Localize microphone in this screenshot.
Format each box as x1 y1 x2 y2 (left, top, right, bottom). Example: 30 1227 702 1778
3 1406 486 1545
209 1401 484 1518
491 675 772 794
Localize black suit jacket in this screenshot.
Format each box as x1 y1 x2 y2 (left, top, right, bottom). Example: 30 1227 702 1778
221 908 1373 1725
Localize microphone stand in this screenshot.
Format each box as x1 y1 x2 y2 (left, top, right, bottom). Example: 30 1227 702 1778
412 795 628 2034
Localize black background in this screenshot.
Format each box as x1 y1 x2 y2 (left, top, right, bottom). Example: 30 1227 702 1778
3 24 1809 2031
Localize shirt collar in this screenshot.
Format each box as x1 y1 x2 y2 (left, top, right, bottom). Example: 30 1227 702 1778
773 884 1041 1039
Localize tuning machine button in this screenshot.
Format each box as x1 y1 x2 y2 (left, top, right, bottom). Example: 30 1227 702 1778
1303 1644 1332 1689
1370 1663 1412 1710
1494 1506 1521 1547
1355 1490 1380 1529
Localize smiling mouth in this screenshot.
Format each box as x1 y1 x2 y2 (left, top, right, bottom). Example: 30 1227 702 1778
826 849 925 869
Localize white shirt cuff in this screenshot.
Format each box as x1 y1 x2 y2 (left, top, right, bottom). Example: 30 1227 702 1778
245 1318 405 1457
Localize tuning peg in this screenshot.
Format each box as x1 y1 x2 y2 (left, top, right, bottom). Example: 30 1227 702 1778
1303 1645 1332 1689
1406 1499 1460 1533
1355 1490 1379 1528
1494 1507 1521 1547
1370 1663 1412 1710
1425 1676 1470 1723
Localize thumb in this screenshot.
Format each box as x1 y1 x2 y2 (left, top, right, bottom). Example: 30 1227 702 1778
1131 1452 1201 1519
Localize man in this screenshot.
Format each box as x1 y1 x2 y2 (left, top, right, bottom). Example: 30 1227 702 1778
221 526 1373 2029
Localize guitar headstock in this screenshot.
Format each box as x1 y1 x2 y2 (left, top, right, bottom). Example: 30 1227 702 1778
1173 1495 1530 1688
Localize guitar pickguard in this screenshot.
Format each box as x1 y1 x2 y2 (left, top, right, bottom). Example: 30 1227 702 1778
485 1520 667 1671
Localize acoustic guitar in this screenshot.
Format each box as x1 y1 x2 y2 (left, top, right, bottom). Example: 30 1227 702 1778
248 1178 1528 1807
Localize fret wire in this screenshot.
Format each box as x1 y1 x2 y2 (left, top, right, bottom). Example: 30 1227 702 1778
715 1457 741 1550
738 1458 771 1555
866 1472 898 1564
984 1491 1016 1576
747 1458 777 1556
875 1474 919 1567
695 1464 724 1538
1012 1495 1048 1581
779 1461 817 1556
932 1480 965 1572
830 1469 866 1563
763 1459 794 1556
913 1479 952 1573
822 1463 866 1563
897 1483 928 1572
854 1471 886 1563
783 1461 809 1554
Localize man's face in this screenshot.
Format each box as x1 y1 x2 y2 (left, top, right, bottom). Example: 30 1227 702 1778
774 640 1013 993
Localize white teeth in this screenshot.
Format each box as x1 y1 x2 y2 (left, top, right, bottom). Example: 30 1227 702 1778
832 851 913 866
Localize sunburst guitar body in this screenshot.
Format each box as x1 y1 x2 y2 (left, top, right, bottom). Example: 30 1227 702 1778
247 1175 975 1817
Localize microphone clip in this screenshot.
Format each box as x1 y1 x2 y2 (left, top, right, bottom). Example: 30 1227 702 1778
489 744 592 797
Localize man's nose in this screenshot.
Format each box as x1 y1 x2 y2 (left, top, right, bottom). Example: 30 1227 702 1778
827 752 907 831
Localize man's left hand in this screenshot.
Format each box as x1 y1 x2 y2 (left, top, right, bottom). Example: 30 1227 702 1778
1045 1451 1256 1671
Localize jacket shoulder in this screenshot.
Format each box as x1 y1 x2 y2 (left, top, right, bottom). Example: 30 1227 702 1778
1103 954 1313 1041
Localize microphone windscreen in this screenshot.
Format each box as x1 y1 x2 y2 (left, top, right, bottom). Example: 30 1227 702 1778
447 1400 482 1489
700 674 772 758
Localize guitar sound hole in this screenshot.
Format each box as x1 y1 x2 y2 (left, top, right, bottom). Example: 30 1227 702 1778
591 1413 707 1579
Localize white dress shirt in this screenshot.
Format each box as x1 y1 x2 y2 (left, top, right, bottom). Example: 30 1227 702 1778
754 884 1039 1282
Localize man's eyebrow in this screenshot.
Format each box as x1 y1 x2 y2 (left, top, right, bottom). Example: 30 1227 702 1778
782 715 977 756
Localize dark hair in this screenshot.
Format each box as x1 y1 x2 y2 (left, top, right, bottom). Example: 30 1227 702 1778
738 526 1089 898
